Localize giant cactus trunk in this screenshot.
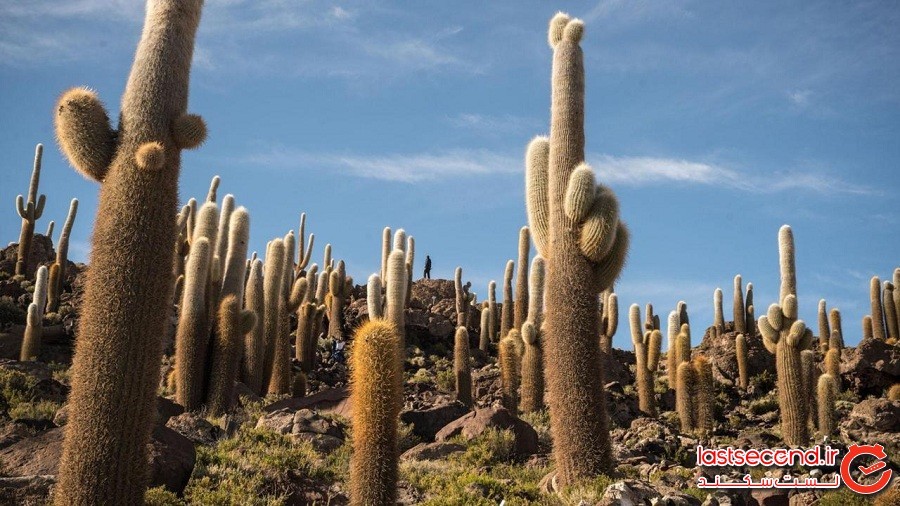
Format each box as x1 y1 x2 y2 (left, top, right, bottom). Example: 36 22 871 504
53 1 206 503
525 13 629 483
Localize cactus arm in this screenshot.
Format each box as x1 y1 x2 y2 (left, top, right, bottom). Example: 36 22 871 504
367 274 384 320
171 113 206 149
55 89 116 182
16 195 27 219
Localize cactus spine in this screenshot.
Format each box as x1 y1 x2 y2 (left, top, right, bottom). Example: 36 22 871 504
733 275 745 334
630 304 660 416
47 198 78 312
817 374 837 437
523 14 630 481
500 260 514 339
514 227 530 330
54 1 207 501
500 330 520 413
454 327 472 408
758 225 811 446
713 288 724 338
735 333 749 390
15 144 46 277
348 320 403 506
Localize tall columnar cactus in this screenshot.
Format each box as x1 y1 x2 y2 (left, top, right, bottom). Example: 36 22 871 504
884 282 898 341
894 269 900 335
745 283 756 337
261 239 286 394
863 315 874 341
20 303 43 362
733 275 746 334
488 281 498 343
514 226 530 330
676 361 696 433
479 302 490 352
385 249 408 346
15 144 46 277
53 1 207 501
629 304 661 416
713 288 724 338
454 267 467 327
523 14 629 481
206 295 256 416
521 322 544 413
500 330 520 413
46 221 55 238
693 355 714 433
758 225 812 446
454 327 473 408
870 276 886 340
801 349 817 428
348 320 403 506
220 208 250 302
47 198 78 312
676 324 692 373
829 308 844 349
174 237 212 410
818 300 830 353
598 291 618 355
521 257 546 413
500 260 514 340
666 310 680 389
326 261 350 340
735 334 749 390
380 227 391 281
294 212 315 276
817 374 837 437
269 275 306 396
242 259 265 392
21 266 47 361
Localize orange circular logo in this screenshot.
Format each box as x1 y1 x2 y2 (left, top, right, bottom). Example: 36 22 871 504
840 443 893 494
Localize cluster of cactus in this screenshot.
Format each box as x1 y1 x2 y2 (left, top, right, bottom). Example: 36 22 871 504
52 1 208 502
46 199 78 313
523 13 630 482
520 256 546 413
350 232 411 505
758 225 813 446
20 266 48 361
676 355 714 433
818 299 844 382
629 304 661 416
866 270 900 344
14 145 47 278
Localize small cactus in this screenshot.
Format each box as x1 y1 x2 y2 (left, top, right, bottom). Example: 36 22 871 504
514 227 530 331
478 302 490 352
829 309 844 349
20 303 42 361
500 331 520 413
454 327 472 408
801 349 817 429
817 374 837 437
454 267 467 327
817 299 830 353
629 304 660 416
348 320 403 506
713 288 724 338
676 361 696 432
14 145 46 277
598 291 618 355
241 259 265 392
520 322 544 413
884 282 898 341
870 276 886 340
745 283 755 337
500 260 514 340
863 315 874 341
47 198 78 312
206 295 256 416
733 275 745 334
693 355 715 433
488 281 498 343
735 333 749 390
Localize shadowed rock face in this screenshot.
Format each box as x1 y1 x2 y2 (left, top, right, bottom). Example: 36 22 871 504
699 323 775 386
842 338 900 396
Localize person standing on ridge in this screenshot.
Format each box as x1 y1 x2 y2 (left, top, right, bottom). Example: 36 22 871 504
424 255 432 279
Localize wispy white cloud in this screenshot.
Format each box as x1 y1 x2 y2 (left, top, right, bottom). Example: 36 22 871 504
447 113 539 135
788 89 812 107
583 0 693 24
231 145 874 195
237 147 518 183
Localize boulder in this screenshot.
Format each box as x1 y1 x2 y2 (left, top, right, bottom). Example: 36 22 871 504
166 412 221 445
435 406 538 456
847 398 900 432
400 401 469 441
699 329 774 386
400 441 465 461
842 339 900 396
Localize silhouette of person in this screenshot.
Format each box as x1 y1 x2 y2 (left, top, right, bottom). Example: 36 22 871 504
424 255 432 279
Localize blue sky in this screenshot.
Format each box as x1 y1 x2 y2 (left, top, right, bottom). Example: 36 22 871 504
1 1 898 348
